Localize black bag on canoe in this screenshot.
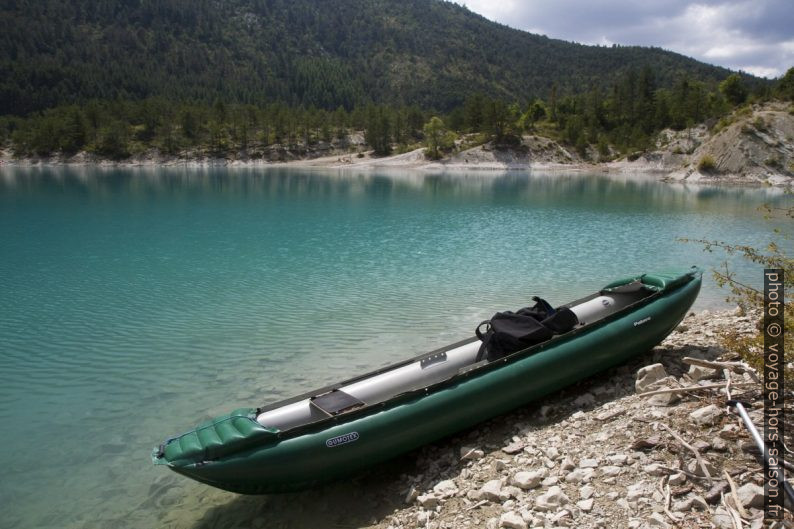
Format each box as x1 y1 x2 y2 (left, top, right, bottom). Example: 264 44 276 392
475 296 578 362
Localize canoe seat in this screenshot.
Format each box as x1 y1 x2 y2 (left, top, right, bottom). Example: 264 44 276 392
310 390 365 416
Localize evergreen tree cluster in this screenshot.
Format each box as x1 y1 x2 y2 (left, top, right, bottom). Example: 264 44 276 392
2 99 429 159
0 0 763 117
3 68 790 160
5 67 788 161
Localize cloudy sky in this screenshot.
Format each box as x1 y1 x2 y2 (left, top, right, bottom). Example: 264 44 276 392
462 0 793 78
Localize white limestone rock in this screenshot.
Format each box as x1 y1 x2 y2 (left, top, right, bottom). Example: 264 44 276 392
499 511 528 529
416 494 439 510
534 485 569 512
480 479 504 502
713 506 733 529
648 512 670 528
687 364 719 382
544 446 561 460
643 463 666 476
564 468 594 484
433 479 458 498
737 483 764 509
635 363 668 393
600 465 622 477
501 485 522 501
577 498 594 512
685 459 717 478
512 470 545 490
503 440 525 455
668 472 686 486
580 485 595 500
689 404 722 426
626 483 646 502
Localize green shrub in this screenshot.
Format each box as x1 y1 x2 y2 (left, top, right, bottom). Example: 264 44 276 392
697 155 717 172
765 156 781 169
681 202 793 378
597 135 610 157
712 116 733 134
92 121 130 159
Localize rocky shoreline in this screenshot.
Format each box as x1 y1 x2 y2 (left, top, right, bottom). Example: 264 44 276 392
362 308 777 529
160 309 787 529
3 103 792 188
2 148 787 188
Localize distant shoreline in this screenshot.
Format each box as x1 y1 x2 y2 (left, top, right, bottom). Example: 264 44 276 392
1 147 788 188
3 100 792 188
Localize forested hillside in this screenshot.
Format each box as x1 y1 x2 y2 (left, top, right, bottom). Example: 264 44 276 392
6 67 790 162
0 0 758 116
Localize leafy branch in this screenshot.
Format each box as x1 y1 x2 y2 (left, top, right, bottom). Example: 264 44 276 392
680 202 793 374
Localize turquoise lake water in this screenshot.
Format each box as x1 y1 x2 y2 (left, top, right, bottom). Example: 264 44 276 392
0 166 789 528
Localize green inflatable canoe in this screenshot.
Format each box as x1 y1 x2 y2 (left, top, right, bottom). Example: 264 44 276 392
153 268 702 494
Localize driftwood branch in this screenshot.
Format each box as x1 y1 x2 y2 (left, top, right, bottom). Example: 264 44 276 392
723 369 733 401
465 500 488 512
664 481 682 523
657 465 708 481
639 381 754 397
657 422 713 485
682 357 760 382
723 470 750 519
721 492 744 529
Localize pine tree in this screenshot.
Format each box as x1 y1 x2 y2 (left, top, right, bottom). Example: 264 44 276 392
719 74 748 106
423 116 445 159
60 107 86 154
775 67 794 101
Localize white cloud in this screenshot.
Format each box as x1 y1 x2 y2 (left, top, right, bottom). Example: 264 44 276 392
461 0 794 78
744 66 782 78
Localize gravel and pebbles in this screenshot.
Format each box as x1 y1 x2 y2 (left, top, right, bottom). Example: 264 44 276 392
361 308 791 529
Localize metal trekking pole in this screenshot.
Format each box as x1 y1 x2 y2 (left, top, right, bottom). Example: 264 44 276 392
727 400 794 506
